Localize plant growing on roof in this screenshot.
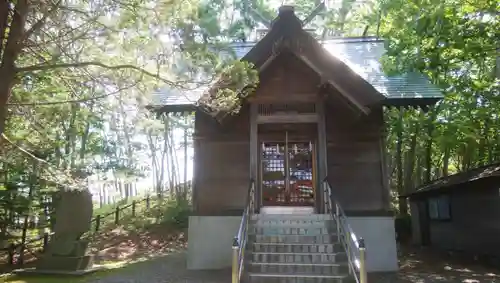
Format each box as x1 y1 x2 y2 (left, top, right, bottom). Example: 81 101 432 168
198 60 259 115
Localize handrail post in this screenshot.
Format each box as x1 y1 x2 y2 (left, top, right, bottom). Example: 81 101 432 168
232 237 240 283
323 183 328 213
335 203 341 243
359 238 368 283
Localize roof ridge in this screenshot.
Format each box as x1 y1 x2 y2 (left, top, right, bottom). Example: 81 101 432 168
411 161 500 195
228 37 384 47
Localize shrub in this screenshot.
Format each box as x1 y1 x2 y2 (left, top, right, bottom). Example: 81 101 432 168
147 197 191 229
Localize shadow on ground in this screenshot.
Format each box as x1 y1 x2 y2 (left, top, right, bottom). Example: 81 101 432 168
371 245 500 283
4 237 500 283
1 252 231 283
91 223 187 264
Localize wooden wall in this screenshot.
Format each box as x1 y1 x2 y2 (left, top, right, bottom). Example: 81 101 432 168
325 90 391 214
410 178 500 256
249 51 321 104
193 52 322 215
193 107 250 216
193 50 391 215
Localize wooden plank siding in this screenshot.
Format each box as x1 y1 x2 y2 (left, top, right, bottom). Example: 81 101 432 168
324 98 391 214
192 51 391 215
248 52 321 104
193 108 250 216
193 52 323 215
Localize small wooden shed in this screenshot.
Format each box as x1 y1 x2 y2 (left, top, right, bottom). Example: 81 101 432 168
150 6 443 271
407 163 500 256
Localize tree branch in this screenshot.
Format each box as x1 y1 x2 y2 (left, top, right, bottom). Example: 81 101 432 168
23 0 62 42
15 61 181 86
8 81 140 106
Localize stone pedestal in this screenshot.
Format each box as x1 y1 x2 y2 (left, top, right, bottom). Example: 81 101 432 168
36 255 94 272
15 189 99 276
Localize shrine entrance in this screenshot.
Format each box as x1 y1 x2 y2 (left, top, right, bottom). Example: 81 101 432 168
259 130 316 207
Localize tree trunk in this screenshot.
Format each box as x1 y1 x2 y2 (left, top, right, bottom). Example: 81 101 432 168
424 108 437 183
395 108 407 215
183 114 188 198
442 143 450 177
0 0 28 138
404 121 419 193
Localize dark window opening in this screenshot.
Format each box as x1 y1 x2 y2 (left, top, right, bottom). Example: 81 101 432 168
428 195 451 220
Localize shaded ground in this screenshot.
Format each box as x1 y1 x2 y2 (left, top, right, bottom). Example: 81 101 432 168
371 245 500 282
3 228 500 283
91 224 187 264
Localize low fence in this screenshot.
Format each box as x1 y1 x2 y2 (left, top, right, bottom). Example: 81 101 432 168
0 195 153 266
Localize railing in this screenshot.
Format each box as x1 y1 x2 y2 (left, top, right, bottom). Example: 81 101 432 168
0 194 153 266
322 178 368 283
232 179 256 283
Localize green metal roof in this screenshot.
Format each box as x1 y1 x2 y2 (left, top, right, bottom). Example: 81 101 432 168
150 38 443 110
322 39 443 102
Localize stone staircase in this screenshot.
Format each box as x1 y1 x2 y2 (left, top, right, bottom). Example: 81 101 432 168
245 213 355 283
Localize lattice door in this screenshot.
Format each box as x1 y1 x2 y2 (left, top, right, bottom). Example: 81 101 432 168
261 140 315 206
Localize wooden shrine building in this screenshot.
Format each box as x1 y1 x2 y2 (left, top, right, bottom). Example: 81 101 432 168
150 6 443 272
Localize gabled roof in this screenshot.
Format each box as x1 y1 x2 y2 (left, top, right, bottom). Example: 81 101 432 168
149 6 443 114
406 162 500 197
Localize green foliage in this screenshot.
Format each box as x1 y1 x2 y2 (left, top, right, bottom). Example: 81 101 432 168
379 0 500 200
147 197 191 229
199 60 259 114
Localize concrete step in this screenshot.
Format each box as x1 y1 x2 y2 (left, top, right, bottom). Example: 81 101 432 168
252 242 343 253
250 222 335 234
252 220 333 228
247 272 354 283
250 226 333 236
251 214 332 222
252 218 333 224
250 252 348 264
251 234 336 244
260 206 315 215
249 262 349 275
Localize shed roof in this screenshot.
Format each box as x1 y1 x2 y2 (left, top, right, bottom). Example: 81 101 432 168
149 9 443 113
406 162 500 197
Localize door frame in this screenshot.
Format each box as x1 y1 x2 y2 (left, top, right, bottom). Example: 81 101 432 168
258 135 317 207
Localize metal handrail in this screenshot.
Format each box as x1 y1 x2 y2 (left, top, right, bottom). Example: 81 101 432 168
232 179 256 283
322 178 368 283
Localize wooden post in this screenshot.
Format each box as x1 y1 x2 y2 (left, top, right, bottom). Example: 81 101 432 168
95 215 101 232
18 244 24 266
249 103 258 212
8 244 15 265
146 195 150 210
114 207 120 225
316 100 328 213
43 232 49 252
132 201 136 217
